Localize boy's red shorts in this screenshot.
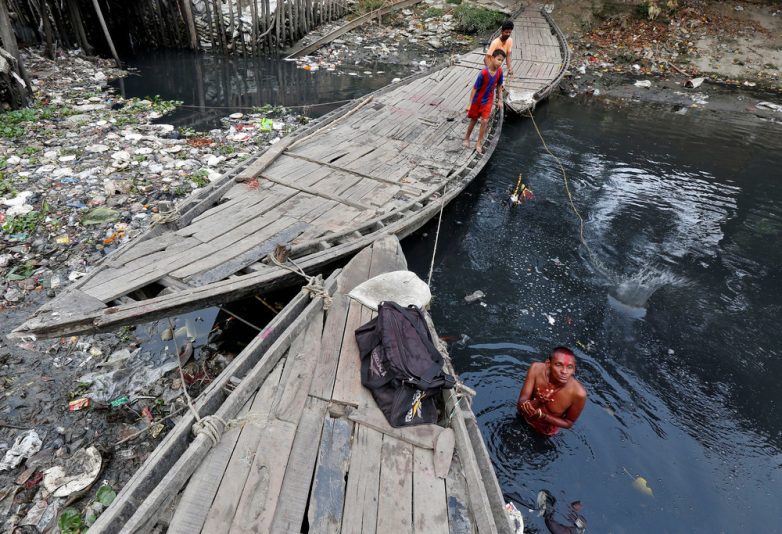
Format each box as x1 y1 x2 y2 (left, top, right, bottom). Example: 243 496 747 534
467 100 492 120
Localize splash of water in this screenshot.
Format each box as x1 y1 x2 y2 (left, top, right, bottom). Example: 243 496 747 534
608 267 688 315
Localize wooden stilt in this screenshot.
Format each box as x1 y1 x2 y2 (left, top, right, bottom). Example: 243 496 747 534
90 0 121 66
180 0 199 49
67 0 93 54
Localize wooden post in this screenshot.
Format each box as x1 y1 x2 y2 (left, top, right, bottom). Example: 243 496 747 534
227 0 235 51
0 0 32 94
90 0 121 67
236 0 246 55
67 0 93 54
264 0 271 51
250 0 258 55
35 0 54 58
212 0 227 53
180 0 199 49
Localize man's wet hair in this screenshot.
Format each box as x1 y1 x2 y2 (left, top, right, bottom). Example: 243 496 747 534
501 20 514 31
549 346 576 361
492 49 507 58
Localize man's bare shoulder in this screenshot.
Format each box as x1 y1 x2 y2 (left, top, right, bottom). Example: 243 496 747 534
568 378 587 399
529 361 546 373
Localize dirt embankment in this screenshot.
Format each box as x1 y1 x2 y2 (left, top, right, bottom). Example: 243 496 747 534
550 0 781 91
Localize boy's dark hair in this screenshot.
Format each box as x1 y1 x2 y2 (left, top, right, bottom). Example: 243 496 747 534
492 49 506 58
501 19 514 31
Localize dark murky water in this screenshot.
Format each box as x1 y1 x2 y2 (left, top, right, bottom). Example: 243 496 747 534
404 96 782 532
118 58 782 532
113 51 422 130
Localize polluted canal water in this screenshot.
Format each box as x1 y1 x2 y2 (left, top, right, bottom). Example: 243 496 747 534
404 93 782 532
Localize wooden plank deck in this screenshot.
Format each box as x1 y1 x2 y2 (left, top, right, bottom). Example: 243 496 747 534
12 5 567 340
477 4 570 114
91 236 511 533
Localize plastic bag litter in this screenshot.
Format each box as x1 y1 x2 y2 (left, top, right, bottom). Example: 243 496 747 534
80 348 179 402
634 80 652 88
757 101 782 113
348 270 431 310
43 446 102 497
685 77 705 89
0 430 43 471
505 501 524 533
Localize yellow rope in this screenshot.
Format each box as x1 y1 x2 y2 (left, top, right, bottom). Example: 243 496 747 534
525 109 614 281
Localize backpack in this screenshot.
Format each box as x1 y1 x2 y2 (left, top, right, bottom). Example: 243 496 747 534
355 301 456 427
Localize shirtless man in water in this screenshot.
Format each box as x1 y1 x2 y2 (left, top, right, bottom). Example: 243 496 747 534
517 347 587 436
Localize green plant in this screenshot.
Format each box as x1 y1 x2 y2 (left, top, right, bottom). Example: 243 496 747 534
133 154 147 162
358 0 384 14
173 185 188 197
2 210 43 234
58 508 83 534
216 144 236 156
423 7 444 18
189 169 210 188
0 174 16 198
20 146 40 156
453 4 504 34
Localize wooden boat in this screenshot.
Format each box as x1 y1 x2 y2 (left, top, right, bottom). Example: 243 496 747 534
90 236 514 533
13 47 505 340
12 7 568 340
456 5 569 115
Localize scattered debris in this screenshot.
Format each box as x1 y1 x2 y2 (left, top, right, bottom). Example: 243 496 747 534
43 446 102 497
464 290 486 303
0 430 43 471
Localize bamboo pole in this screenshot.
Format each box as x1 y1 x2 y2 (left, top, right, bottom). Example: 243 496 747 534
212 0 226 53
90 0 121 67
264 0 271 51
0 0 32 95
67 0 93 54
180 0 198 49
250 0 258 56
236 0 246 56
37 0 54 58
227 0 235 50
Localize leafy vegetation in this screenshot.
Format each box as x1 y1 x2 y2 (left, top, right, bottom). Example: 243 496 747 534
423 7 444 19
358 0 384 14
189 169 210 188
453 4 504 34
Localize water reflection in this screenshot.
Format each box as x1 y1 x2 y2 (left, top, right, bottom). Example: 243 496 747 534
404 95 782 532
113 50 418 130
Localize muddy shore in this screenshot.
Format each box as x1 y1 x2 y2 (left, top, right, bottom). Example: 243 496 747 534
2 0 781 530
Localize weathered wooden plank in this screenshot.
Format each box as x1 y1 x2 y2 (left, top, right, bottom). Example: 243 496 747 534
167 397 253 534
307 415 353 534
183 221 310 285
331 300 371 408
272 309 324 423
376 435 413 534
413 447 449 534
270 396 329 532
229 418 298 532
309 293 349 401
200 361 285 531
445 451 476 534
341 424 384 534
86 282 321 531
433 427 456 479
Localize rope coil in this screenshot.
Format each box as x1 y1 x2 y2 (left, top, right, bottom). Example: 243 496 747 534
269 253 332 310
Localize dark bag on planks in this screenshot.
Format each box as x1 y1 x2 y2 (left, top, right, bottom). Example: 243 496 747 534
355 301 456 428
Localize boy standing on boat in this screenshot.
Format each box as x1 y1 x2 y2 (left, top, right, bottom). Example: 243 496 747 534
464 49 505 154
516 347 587 436
485 19 514 76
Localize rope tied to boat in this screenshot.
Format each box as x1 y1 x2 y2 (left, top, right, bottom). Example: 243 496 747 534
192 415 228 446
269 252 333 310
